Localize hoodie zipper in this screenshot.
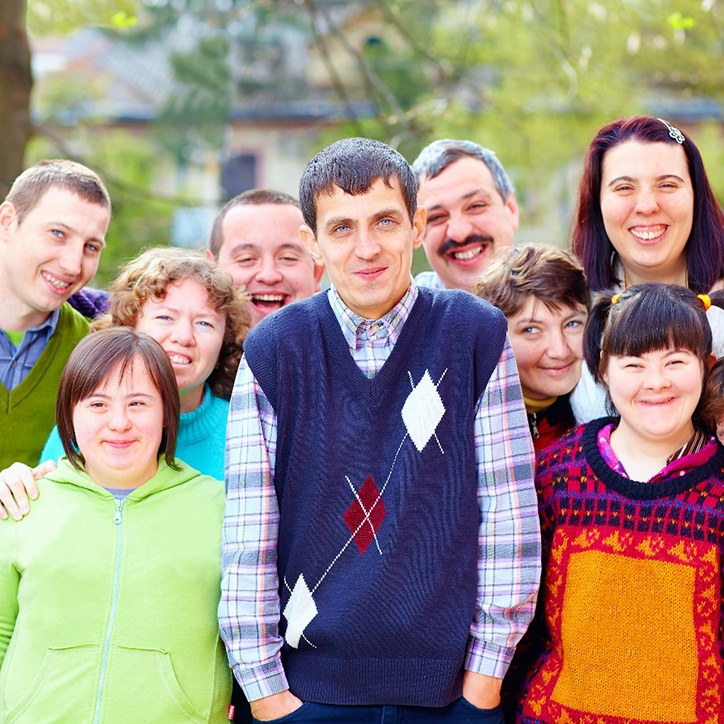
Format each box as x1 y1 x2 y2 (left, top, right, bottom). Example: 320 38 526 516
93 498 124 724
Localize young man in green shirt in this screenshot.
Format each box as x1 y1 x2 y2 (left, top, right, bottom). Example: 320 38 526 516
0 159 111 468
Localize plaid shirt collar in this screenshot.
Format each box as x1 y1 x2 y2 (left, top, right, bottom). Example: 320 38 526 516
328 280 418 351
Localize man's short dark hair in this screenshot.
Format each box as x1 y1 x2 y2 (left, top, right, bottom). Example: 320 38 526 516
411 139 514 202
208 188 300 258
299 138 418 235
6 159 111 224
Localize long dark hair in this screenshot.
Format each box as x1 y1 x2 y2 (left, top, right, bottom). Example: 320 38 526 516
572 116 724 294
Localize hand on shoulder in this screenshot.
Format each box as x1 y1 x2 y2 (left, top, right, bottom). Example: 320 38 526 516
0 460 53 521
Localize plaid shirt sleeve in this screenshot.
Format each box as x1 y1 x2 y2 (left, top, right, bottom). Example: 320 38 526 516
219 356 289 701
465 336 541 679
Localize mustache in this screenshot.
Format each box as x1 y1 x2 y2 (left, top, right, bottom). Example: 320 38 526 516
437 234 493 257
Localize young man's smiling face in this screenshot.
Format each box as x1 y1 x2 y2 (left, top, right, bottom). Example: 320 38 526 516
210 202 324 328
0 187 110 329
301 177 425 320
417 156 518 292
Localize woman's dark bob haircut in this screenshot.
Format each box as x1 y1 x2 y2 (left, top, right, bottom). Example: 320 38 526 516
572 115 724 294
584 283 712 386
56 328 181 471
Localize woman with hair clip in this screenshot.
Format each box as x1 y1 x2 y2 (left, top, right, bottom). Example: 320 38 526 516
0 328 231 722
570 115 724 422
509 284 724 722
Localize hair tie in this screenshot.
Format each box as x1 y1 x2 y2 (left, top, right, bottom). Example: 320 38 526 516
611 293 621 305
657 118 685 144
698 293 711 311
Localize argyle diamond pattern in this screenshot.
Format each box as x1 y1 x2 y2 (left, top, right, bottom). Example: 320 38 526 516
401 370 445 451
283 574 318 649
343 475 386 554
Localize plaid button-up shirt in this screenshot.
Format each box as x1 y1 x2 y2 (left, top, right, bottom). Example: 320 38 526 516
220 282 540 701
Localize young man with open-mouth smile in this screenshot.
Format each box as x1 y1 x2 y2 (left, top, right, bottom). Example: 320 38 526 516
207 189 325 328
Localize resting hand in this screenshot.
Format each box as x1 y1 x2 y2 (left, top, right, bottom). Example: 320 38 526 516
250 690 303 721
461 670 502 708
0 460 53 521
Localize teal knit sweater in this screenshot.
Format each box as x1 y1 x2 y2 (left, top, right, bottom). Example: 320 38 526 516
41 385 228 481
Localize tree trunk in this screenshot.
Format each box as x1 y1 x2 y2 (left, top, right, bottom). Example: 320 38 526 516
0 0 32 199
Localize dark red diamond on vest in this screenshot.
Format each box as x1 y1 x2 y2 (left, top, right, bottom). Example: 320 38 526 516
343 475 386 554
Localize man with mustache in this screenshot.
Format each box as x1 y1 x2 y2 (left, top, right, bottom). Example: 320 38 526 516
413 139 519 293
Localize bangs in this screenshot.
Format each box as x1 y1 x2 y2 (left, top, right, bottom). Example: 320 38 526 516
605 290 711 360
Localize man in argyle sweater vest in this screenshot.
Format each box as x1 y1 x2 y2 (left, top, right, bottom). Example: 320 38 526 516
220 138 540 723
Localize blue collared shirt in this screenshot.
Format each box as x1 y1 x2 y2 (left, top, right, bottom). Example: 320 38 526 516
0 310 60 390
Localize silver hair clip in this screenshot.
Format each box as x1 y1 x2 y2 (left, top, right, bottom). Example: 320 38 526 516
657 118 685 144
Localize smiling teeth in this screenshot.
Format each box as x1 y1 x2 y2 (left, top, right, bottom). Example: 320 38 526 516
452 247 483 261
167 353 191 365
631 227 665 240
42 272 71 289
252 294 285 303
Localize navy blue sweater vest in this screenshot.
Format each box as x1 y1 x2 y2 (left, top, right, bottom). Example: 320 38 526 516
244 288 508 707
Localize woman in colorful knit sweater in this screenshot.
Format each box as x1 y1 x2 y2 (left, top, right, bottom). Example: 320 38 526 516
40 247 250 480
513 283 724 723
475 245 590 453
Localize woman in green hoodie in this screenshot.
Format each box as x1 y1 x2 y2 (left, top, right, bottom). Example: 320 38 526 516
0 327 231 723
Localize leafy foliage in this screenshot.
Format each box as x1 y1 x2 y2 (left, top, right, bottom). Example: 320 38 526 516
16 0 724 277
28 0 138 34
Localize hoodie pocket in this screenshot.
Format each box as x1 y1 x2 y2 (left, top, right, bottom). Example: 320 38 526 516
5 645 100 722
100 646 207 723
5 645 208 723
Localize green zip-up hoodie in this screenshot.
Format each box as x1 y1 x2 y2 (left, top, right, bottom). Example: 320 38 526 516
0 458 231 723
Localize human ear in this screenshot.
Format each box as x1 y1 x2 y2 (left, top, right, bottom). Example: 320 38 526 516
300 225 323 266
411 207 426 250
505 193 520 230
0 202 18 239
311 259 325 292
